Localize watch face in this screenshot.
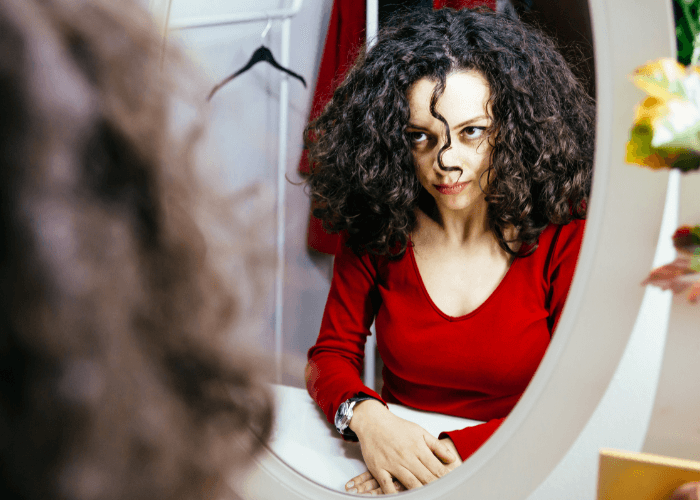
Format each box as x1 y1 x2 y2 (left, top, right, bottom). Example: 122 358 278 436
335 401 351 432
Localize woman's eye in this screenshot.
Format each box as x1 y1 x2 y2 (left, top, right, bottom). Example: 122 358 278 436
463 127 485 140
408 131 429 145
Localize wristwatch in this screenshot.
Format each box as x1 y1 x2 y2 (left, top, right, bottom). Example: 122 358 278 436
334 395 378 439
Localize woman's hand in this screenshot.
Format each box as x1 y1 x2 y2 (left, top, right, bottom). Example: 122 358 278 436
344 400 460 494
345 436 462 495
345 471 406 495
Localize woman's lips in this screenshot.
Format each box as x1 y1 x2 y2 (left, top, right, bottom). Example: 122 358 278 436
434 182 468 195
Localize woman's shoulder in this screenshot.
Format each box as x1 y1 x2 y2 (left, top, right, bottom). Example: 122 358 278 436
518 220 586 261
335 229 412 263
334 231 399 268
542 219 586 244
536 220 586 271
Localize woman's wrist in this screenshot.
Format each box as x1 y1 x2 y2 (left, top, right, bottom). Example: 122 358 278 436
348 399 388 436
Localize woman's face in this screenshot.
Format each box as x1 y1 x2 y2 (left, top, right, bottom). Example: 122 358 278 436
406 70 493 215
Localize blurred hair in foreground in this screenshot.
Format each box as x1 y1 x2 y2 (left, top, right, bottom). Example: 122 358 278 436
0 0 273 499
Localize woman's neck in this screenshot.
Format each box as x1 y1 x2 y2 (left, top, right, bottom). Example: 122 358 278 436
416 192 491 246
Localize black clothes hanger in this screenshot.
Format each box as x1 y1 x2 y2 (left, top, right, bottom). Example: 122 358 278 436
208 45 307 101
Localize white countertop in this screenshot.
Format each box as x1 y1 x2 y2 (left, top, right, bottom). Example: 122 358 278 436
266 384 482 492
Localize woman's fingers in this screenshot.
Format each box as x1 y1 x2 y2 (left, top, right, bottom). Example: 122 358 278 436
418 450 452 479
346 470 414 495
401 457 442 485
391 466 424 491
359 478 380 493
424 433 456 464
346 470 374 491
375 470 401 494
347 475 379 494
364 480 405 495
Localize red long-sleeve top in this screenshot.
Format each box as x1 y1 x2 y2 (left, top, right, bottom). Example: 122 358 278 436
306 220 585 460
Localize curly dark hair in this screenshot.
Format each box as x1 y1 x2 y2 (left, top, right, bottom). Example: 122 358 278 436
305 7 595 257
0 1 273 499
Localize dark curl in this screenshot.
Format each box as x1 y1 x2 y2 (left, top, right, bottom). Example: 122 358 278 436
305 8 595 257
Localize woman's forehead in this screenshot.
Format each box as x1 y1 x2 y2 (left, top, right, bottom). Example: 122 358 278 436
406 71 491 127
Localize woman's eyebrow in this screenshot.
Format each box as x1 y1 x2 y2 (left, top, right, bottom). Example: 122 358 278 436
406 123 431 131
407 116 490 131
454 116 489 128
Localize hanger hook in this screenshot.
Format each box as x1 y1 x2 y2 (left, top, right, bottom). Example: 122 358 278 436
261 17 272 40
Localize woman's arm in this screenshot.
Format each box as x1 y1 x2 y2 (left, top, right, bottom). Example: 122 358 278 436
305 236 384 423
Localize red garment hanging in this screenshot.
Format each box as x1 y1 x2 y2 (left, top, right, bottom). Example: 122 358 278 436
299 0 365 177
301 0 365 254
302 0 495 254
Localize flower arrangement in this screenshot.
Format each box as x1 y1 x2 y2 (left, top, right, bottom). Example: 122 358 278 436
627 58 700 172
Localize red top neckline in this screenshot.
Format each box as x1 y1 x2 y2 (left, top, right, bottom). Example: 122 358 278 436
407 243 520 322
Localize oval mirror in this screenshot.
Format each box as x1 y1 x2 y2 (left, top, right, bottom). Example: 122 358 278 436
152 0 675 498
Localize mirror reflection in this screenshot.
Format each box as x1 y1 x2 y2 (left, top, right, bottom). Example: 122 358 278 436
159 0 595 495
304 4 594 495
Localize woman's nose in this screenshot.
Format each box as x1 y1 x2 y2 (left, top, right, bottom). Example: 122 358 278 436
435 145 463 173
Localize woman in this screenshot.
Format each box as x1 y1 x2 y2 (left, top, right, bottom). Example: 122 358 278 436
304 7 594 495
0 1 272 499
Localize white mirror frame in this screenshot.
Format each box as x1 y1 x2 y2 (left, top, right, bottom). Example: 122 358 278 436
234 0 676 498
